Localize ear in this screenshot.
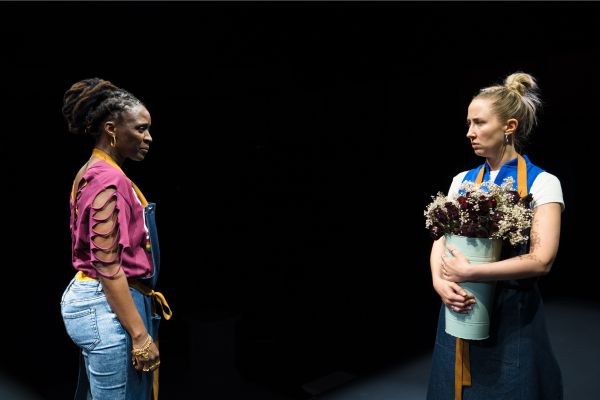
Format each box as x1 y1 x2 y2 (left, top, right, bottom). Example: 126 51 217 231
505 118 518 135
103 120 117 139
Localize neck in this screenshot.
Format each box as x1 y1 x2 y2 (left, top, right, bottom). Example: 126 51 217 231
486 146 518 171
94 144 124 166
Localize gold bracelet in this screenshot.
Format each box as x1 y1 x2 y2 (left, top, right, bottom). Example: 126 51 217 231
131 334 153 360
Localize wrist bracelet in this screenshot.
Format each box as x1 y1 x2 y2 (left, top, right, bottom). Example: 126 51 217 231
131 334 152 360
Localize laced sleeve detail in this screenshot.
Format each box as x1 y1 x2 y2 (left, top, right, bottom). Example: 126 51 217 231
89 186 131 278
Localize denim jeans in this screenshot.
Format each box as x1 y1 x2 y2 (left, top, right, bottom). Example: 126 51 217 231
61 276 154 400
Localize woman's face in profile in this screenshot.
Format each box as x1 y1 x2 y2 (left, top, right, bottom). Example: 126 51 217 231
465 98 506 158
114 105 153 162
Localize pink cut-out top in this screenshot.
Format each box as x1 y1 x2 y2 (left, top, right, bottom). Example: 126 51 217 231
70 160 152 279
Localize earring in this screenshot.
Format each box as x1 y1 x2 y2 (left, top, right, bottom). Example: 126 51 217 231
504 134 510 145
110 135 117 148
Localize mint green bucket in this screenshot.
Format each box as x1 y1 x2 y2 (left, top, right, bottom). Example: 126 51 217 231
444 234 502 340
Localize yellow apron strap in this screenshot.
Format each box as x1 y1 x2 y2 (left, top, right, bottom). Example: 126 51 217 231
91 148 149 207
516 154 527 198
455 338 472 400
128 280 172 400
475 154 528 198
128 281 173 321
148 290 173 321
474 163 485 185
153 340 160 400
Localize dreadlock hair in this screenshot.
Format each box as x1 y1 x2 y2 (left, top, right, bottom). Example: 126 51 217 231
62 78 143 136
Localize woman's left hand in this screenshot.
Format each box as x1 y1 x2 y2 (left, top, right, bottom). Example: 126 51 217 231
440 246 472 282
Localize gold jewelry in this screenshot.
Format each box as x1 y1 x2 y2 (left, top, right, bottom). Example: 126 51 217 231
149 361 161 370
110 135 117 148
131 334 153 361
143 361 160 372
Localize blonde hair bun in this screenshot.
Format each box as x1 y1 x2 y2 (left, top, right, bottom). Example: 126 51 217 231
504 72 538 96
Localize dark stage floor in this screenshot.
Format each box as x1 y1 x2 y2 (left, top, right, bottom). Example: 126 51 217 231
317 298 600 400
2 299 598 400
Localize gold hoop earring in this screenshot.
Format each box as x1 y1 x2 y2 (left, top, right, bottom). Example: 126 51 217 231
110 135 117 148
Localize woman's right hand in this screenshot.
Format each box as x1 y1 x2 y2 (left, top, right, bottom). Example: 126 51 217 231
433 278 475 313
132 335 160 372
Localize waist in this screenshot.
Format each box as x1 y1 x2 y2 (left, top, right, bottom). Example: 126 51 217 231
75 271 172 320
76 271 153 291
76 270 150 284
497 278 538 291
76 271 97 281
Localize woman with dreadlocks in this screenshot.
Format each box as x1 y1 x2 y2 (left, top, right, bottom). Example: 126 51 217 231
60 78 171 400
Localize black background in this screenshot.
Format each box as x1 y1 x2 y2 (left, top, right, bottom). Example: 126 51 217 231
1 2 598 399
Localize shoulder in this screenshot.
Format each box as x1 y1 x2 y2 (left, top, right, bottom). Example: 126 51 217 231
82 161 133 204
447 170 469 198
530 171 565 211
86 161 130 189
532 170 561 186
452 171 469 183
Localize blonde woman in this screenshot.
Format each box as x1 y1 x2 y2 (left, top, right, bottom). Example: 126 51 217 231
427 72 564 400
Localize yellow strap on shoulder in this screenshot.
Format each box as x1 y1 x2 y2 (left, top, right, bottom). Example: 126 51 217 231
91 148 149 207
474 154 527 198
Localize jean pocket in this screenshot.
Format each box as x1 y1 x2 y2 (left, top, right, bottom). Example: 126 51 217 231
62 308 101 351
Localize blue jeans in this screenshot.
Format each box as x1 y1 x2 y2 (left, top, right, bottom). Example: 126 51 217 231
61 277 155 400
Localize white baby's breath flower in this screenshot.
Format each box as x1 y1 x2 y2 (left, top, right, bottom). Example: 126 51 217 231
424 177 533 245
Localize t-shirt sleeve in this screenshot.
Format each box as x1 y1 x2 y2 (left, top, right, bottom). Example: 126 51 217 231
530 171 565 211
85 172 134 278
447 171 468 200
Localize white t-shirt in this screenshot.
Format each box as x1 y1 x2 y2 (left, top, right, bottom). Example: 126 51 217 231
448 170 565 211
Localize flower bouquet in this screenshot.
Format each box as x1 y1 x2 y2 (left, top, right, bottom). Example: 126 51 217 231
424 177 533 339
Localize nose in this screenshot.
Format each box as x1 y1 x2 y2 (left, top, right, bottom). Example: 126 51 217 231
144 130 153 144
466 124 476 140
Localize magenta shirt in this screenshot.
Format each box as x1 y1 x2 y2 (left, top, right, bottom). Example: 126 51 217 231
70 161 152 279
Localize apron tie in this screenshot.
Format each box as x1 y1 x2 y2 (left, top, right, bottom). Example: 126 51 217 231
128 279 172 400
128 280 173 321
454 337 472 400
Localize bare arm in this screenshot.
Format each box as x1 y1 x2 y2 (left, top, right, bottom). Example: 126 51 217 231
100 273 149 343
442 202 562 282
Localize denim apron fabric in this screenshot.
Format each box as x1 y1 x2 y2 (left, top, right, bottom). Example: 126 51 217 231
427 278 563 399
62 202 161 400
427 157 563 399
